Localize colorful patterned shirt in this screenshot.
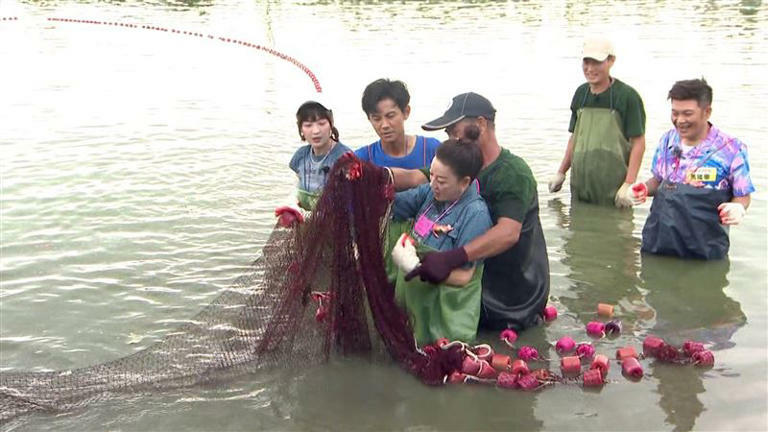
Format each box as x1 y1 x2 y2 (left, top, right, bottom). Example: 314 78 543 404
650 124 755 197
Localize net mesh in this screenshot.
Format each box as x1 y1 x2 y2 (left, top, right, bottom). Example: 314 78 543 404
0 157 460 422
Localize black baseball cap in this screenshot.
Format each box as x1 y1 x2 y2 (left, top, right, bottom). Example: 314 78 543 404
422 92 496 130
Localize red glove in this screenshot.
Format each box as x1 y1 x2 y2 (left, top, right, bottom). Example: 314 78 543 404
630 182 648 205
405 247 468 284
275 206 304 228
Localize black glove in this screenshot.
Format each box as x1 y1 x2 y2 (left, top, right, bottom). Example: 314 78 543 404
405 247 468 284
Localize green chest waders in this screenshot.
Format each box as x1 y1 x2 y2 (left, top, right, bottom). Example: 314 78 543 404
394 242 483 346
297 189 320 212
570 93 631 205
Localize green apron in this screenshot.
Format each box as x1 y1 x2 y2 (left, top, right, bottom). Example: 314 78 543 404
297 188 320 212
394 242 483 346
570 88 630 206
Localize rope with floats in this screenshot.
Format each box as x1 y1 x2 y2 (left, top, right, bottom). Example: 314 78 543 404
0 16 322 92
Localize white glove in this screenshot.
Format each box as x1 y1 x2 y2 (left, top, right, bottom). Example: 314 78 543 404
391 233 420 273
614 182 634 208
548 172 566 193
717 202 746 225
629 182 648 205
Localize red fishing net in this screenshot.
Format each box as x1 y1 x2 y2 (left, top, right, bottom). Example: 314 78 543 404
0 156 459 422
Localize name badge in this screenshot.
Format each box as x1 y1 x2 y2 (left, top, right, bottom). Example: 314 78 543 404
687 167 717 182
413 214 435 238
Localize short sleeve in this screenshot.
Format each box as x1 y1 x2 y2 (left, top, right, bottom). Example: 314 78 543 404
729 142 756 197
623 88 646 138
392 184 431 221
494 181 533 223
650 133 669 181
289 147 305 174
567 87 583 133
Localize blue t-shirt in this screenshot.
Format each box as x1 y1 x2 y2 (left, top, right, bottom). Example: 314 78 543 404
354 136 440 169
392 183 492 265
289 142 351 193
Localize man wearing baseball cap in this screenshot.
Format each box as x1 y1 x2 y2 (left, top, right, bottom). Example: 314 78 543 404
549 36 647 208
408 92 550 332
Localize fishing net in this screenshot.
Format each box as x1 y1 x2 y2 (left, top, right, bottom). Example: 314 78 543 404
0 156 461 422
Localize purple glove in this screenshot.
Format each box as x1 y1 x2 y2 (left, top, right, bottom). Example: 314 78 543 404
405 247 468 284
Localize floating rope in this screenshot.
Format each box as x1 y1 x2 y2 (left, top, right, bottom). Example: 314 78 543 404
2 16 322 92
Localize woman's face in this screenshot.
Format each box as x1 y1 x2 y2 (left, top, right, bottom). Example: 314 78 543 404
429 157 470 202
301 116 334 152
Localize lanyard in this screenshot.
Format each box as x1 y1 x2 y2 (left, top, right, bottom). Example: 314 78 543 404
668 134 730 179
420 197 460 224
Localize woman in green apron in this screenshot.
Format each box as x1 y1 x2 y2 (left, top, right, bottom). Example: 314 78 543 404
389 135 492 346
275 100 351 227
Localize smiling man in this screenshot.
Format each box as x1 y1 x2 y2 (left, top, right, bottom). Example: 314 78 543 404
629 78 755 259
549 36 646 208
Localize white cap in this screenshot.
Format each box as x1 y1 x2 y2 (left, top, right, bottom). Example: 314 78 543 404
582 36 615 61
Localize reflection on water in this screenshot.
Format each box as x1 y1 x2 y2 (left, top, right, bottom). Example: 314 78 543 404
641 256 745 347
641 256 745 432
550 199 647 329
286 359 545 431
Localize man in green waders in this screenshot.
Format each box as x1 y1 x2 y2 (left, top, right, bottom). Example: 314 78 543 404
549 36 647 208
404 93 551 332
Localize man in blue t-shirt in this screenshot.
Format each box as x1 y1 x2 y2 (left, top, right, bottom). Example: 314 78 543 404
355 78 440 169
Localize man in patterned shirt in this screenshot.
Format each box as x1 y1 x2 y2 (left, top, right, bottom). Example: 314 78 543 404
629 78 755 259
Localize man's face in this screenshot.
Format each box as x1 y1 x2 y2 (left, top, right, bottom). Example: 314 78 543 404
367 98 409 146
582 57 614 87
671 99 711 143
445 118 479 141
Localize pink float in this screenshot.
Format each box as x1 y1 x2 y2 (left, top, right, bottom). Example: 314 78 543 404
542 306 558 321
556 336 576 354
561 356 581 374
590 354 610 376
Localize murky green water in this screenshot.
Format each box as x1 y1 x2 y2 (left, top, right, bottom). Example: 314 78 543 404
1 0 766 430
